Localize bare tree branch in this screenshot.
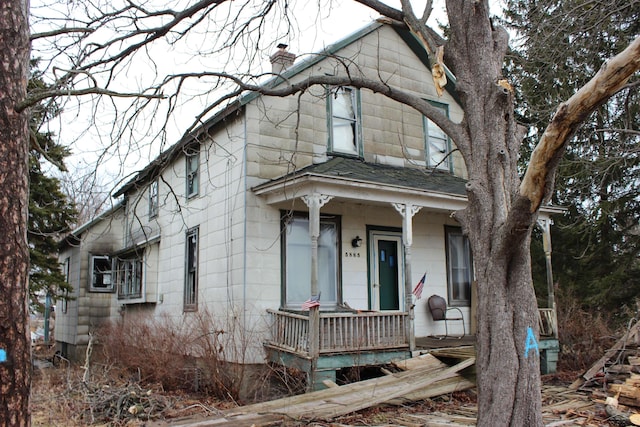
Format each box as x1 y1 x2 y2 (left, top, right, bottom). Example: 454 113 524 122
17 87 165 112
30 27 94 41
520 35 640 212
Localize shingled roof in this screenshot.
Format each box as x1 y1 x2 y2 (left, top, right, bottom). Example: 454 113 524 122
256 156 468 197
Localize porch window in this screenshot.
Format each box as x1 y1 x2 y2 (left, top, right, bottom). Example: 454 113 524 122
283 214 339 308
184 227 199 311
115 254 143 300
424 101 452 171
445 226 473 306
328 86 362 157
89 254 113 292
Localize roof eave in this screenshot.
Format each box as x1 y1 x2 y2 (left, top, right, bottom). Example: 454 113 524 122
253 173 468 211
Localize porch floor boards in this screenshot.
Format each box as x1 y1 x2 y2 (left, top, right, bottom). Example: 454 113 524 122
415 335 476 351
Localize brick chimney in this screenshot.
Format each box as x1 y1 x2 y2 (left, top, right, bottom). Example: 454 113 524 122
270 43 296 74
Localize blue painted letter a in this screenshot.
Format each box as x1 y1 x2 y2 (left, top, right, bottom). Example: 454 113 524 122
524 327 539 359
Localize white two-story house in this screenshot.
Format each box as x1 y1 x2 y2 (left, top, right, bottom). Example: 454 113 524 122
57 21 560 388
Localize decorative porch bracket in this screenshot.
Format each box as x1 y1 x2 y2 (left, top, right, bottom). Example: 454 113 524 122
392 203 422 351
301 193 333 388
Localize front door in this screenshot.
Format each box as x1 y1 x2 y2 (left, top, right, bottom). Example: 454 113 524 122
370 231 404 311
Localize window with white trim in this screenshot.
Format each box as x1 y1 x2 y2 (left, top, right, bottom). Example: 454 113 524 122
186 149 199 199
328 87 362 157
445 226 473 306
115 254 143 300
89 255 113 292
184 227 199 311
149 179 159 218
282 213 339 308
424 102 452 171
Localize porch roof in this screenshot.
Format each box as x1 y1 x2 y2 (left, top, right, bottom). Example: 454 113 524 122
252 157 469 211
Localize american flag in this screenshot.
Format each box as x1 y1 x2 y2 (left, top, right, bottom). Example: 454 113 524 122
412 273 426 299
301 293 321 310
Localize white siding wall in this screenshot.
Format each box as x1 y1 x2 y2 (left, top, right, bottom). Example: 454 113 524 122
246 25 466 182
56 207 124 357
110 24 470 362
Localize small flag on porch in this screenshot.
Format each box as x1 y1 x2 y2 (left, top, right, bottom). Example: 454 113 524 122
412 273 426 299
301 293 321 310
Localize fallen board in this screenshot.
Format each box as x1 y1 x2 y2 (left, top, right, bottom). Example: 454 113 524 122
166 357 475 426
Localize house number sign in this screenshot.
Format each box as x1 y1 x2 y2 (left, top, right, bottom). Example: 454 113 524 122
345 252 361 258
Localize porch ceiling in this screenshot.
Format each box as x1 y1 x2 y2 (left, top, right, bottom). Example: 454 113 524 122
252 157 468 212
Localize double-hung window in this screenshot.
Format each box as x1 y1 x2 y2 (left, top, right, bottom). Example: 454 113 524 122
424 101 452 171
89 255 113 292
115 254 143 300
184 227 199 311
149 179 159 218
328 86 362 157
282 213 339 309
445 226 473 306
186 149 199 199
61 257 70 313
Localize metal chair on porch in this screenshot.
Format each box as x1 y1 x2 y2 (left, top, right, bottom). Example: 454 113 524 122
427 295 465 339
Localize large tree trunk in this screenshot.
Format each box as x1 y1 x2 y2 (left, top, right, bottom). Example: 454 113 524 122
444 1 543 425
0 0 32 425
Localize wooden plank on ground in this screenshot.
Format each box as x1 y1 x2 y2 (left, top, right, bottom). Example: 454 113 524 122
282 357 475 421
169 357 475 426
572 321 640 389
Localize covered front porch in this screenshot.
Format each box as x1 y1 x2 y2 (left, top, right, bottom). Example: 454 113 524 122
253 157 561 390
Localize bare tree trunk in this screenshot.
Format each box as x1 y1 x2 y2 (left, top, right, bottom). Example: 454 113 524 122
474 228 543 426
444 2 543 425
0 0 32 425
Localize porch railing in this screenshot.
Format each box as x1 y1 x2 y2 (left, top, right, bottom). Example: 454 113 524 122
267 309 409 355
538 308 558 338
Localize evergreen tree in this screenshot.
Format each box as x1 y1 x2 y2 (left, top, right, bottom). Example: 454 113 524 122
27 68 77 312
504 0 640 314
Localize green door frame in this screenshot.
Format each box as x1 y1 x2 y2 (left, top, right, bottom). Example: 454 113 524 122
368 229 404 311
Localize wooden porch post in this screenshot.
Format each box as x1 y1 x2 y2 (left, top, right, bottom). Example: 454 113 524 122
537 217 558 339
302 193 333 388
392 203 421 352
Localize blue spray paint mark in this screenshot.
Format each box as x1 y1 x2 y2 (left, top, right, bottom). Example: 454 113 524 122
0 349 6 363
524 327 539 358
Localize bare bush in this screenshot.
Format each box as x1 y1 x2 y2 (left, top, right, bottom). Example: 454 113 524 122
555 289 619 372
95 309 262 401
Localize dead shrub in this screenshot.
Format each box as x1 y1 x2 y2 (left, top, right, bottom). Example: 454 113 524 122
555 289 619 372
95 309 254 401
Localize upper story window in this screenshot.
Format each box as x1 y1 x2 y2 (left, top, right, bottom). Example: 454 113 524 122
328 86 362 157
61 257 70 313
149 179 159 218
445 226 473 307
115 254 144 301
184 227 199 311
186 148 199 199
89 255 114 292
424 101 452 171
